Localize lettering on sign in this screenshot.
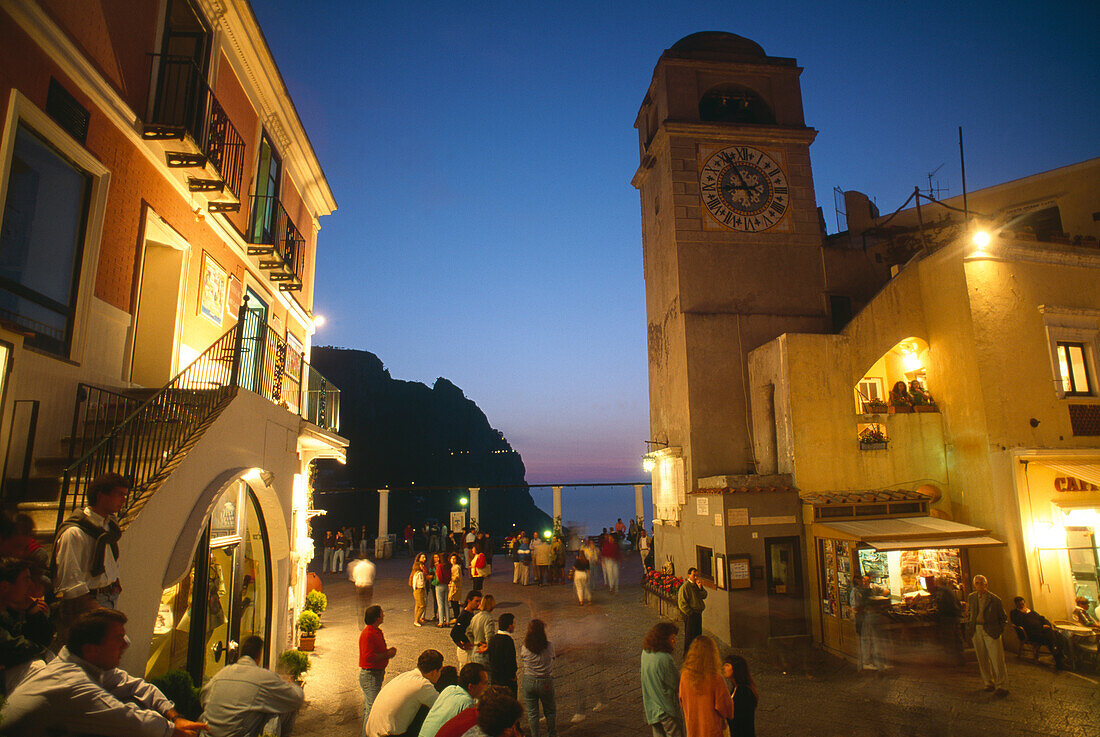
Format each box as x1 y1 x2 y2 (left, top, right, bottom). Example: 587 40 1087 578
728 508 749 526
714 513 723 527
696 497 709 516
1054 476 1100 492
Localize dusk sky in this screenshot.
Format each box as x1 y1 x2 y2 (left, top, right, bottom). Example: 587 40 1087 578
253 1 1098 485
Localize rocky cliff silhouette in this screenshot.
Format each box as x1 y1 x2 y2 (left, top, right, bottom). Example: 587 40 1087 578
309 346 551 538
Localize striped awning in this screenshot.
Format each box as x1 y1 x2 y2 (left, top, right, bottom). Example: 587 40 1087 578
813 516 1005 551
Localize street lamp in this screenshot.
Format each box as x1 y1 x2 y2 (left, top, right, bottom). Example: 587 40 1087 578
543 530 552 539
459 497 468 506
642 455 656 473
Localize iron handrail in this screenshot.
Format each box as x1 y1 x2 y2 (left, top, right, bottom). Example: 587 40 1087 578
58 304 341 529
147 54 246 199
57 311 246 529
246 194 306 282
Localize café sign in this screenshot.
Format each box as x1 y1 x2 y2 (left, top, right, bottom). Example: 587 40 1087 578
1054 476 1100 492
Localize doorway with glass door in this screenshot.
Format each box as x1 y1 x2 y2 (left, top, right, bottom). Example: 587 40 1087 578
237 287 268 395
145 479 271 685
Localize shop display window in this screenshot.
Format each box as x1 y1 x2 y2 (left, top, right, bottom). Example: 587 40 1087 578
819 540 853 620
856 547 962 607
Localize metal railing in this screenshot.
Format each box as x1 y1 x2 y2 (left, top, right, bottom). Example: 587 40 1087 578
247 195 306 282
59 301 340 527
147 54 246 199
58 315 244 528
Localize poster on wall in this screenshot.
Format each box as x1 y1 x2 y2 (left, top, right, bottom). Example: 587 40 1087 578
198 252 228 327
729 555 751 590
696 497 709 516
285 333 303 382
450 511 466 533
226 275 242 317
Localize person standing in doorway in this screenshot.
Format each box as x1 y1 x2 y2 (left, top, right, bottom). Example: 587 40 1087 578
966 574 1009 696
677 568 707 658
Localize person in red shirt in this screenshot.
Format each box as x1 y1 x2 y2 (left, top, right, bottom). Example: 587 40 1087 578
599 533 621 593
359 605 397 732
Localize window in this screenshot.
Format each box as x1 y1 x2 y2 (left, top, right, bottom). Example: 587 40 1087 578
0 124 92 356
1057 342 1093 395
1039 306 1100 399
249 133 281 244
695 545 713 581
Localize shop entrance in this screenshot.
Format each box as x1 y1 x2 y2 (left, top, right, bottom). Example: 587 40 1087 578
146 479 271 684
765 536 807 637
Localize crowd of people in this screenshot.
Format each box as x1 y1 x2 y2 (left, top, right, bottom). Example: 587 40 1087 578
346 519 659 737
0 472 304 736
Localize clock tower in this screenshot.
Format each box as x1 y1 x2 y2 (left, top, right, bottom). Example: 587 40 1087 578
633 32 828 488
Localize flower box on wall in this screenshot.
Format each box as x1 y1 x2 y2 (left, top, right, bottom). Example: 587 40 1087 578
859 441 889 450
862 401 888 414
913 404 939 413
888 405 913 414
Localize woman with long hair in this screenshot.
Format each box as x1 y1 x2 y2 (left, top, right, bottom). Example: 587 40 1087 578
571 550 591 605
678 636 733 737
447 553 464 624
468 593 496 665
432 553 450 627
520 618 557 737
641 621 682 736
409 553 428 626
470 540 488 592
721 654 758 737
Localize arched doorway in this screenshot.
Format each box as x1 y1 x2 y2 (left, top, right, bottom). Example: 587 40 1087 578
145 478 272 684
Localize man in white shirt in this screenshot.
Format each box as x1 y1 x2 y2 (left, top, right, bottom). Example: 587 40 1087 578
366 649 444 737
349 557 377 611
53 473 129 619
0 608 208 736
200 635 304 736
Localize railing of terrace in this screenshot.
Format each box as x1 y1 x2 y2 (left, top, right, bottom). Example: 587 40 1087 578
147 54 246 199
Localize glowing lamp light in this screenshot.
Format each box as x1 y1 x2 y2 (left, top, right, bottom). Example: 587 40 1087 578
313 314 326 328
903 351 922 372
543 530 552 539
642 456 656 473
1032 522 1066 549
972 230 991 251
459 497 468 506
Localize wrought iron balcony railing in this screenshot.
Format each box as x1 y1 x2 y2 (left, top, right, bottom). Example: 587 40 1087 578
60 301 340 527
246 194 306 291
145 54 246 201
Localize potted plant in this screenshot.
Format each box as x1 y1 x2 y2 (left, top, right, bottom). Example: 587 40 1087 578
862 398 888 414
909 380 938 412
278 649 312 684
858 425 889 450
297 610 321 651
304 590 328 616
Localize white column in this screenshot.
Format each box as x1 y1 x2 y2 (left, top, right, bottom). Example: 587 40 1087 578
634 484 645 527
469 487 480 529
377 488 389 540
552 486 562 525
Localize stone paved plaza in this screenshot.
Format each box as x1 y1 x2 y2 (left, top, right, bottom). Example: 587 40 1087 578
294 555 1098 737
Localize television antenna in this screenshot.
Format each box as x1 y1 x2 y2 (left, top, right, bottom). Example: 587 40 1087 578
924 163 948 199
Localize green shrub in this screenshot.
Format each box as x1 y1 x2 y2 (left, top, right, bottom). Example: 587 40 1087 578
297 609 321 635
304 590 328 615
278 649 311 679
149 669 201 720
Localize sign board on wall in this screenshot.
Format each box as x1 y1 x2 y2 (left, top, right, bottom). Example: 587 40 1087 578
714 513 723 527
728 508 749 526
450 512 466 533
696 497 709 516
1054 476 1100 492
729 555 752 590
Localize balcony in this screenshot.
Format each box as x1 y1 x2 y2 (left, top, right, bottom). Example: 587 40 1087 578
142 55 246 213
245 195 305 292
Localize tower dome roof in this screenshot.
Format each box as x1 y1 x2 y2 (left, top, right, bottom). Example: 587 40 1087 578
667 32 767 61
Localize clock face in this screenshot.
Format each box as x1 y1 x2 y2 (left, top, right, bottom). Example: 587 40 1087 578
699 146 789 231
